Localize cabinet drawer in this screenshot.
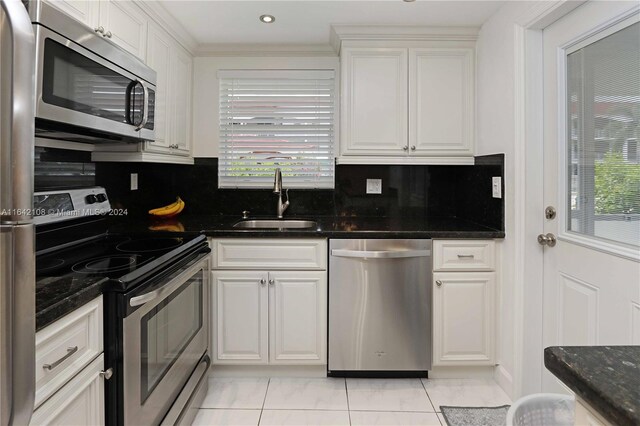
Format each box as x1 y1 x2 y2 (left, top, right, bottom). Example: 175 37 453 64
212 239 327 270
433 240 495 271
31 354 105 426
35 296 103 409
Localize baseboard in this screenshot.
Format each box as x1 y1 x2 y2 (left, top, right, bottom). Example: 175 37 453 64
429 366 495 379
494 365 515 399
209 364 327 378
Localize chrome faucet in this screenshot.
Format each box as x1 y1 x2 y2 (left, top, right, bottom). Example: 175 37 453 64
273 168 290 218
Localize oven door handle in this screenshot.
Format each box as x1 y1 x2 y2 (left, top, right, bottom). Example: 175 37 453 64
129 254 208 308
129 289 160 307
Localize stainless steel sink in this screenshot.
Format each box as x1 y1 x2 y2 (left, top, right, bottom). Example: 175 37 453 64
233 219 317 229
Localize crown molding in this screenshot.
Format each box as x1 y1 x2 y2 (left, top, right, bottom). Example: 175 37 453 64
194 44 338 57
330 25 480 53
136 0 198 54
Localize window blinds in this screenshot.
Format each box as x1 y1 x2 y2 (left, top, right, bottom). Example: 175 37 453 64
218 70 335 189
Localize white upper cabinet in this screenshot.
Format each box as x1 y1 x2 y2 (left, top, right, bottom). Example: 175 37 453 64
170 45 193 154
98 0 148 60
337 29 477 164
44 0 99 28
145 24 172 150
341 48 408 156
409 48 474 156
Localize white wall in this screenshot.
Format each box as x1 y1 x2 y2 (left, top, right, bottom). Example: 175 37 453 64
476 1 538 399
192 55 339 158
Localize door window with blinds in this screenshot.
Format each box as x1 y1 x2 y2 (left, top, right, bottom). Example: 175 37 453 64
566 19 640 248
218 70 335 188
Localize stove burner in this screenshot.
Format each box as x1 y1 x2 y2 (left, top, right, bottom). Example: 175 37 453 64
116 238 184 253
36 258 65 273
72 255 144 274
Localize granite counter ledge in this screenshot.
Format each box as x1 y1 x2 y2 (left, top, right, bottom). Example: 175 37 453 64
106 215 505 239
36 276 107 331
544 346 640 426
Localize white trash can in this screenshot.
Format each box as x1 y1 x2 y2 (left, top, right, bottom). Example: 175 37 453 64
506 393 574 426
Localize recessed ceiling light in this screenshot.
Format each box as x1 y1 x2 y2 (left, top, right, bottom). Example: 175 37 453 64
260 14 275 23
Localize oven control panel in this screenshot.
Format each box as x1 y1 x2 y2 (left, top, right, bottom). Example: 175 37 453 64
33 187 111 225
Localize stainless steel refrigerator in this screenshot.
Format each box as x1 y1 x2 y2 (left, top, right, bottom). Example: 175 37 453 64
0 0 36 424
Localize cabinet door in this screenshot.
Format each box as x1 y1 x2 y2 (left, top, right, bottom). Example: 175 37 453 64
341 47 408 156
212 271 269 364
432 272 495 366
169 45 193 155
44 0 99 29
145 24 172 151
30 354 105 426
269 271 327 364
409 48 474 156
98 0 148 60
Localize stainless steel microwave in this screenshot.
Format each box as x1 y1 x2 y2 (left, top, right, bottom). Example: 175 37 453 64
28 1 156 144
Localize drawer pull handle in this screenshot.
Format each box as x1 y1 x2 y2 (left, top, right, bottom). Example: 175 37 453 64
43 346 78 371
457 254 475 259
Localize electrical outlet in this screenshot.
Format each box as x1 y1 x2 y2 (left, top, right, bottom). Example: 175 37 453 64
366 179 382 194
130 173 138 191
492 176 502 198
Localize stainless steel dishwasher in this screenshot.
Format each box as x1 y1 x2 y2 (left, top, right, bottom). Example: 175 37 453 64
328 239 432 375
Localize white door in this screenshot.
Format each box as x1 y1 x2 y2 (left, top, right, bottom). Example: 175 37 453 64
212 271 269 364
341 47 408 156
432 272 495 366
146 23 172 151
98 0 147 60
268 271 327 364
44 0 99 29
171 45 193 155
542 2 640 392
409 48 474 157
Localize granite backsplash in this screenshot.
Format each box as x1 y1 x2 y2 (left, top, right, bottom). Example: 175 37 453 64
34 148 504 232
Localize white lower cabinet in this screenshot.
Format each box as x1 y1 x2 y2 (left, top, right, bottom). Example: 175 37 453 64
30 354 105 426
432 240 497 367
432 272 495 366
212 270 327 365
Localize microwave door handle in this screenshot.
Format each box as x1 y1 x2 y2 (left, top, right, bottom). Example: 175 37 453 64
134 79 149 131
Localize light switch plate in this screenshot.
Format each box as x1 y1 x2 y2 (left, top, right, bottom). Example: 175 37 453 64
130 173 138 191
366 179 382 194
492 176 502 198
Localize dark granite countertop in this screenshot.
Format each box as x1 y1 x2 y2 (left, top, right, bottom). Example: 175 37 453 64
108 214 505 239
36 275 107 331
544 346 640 426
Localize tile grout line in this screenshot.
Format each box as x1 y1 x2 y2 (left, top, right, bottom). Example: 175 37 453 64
345 378 352 426
420 377 442 417
257 378 271 426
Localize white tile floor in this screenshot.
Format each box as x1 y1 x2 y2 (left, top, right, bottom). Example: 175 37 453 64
192 378 511 426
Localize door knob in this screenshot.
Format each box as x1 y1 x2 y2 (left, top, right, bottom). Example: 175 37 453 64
402 146 409 151
260 278 266 285
537 233 557 247
435 280 442 287
268 279 275 285
100 368 113 380
104 31 112 38
411 146 416 151
94 26 105 34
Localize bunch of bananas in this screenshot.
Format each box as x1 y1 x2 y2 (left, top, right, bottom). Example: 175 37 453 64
148 197 185 218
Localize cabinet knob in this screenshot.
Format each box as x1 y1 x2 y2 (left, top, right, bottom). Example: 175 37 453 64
411 146 416 151
402 146 408 151
100 368 113 380
268 279 275 285
260 278 266 285
436 280 443 287
94 26 105 34
104 31 112 39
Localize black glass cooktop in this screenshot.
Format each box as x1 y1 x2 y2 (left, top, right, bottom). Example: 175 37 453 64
36 236 192 282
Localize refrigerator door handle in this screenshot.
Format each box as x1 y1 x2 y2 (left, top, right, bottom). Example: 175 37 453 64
0 1 36 425
1 0 36 224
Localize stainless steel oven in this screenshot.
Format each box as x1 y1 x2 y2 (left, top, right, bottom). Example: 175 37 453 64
29 1 156 143
120 254 209 425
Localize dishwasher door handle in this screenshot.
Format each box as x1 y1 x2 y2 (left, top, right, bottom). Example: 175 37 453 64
331 249 431 259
